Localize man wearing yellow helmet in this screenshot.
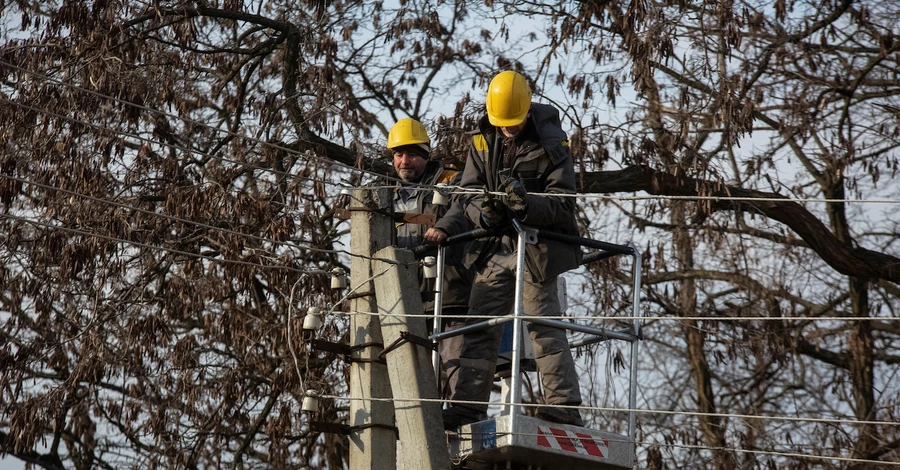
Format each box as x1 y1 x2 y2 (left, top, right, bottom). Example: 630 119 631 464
387 117 473 335
424 71 584 429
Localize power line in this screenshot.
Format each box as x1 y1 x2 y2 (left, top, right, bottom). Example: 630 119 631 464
9 62 900 207
329 310 900 323
0 96 359 193
0 209 416 270
0 173 342 256
317 395 900 428
0 212 317 274
7 72 900 208
0 60 405 186
448 430 900 467
437 186 900 205
635 440 900 467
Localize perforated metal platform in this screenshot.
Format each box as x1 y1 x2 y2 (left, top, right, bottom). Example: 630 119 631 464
448 414 633 469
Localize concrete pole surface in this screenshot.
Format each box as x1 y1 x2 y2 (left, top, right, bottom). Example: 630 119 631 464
373 246 450 470
349 188 396 470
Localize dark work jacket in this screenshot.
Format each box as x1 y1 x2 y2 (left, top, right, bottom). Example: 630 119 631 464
393 160 473 313
433 103 582 282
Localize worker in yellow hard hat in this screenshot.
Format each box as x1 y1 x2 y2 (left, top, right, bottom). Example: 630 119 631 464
387 117 474 341
424 71 584 429
387 117 432 184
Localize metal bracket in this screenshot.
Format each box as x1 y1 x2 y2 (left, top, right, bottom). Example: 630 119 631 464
345 290 375 301
378 331 437 361
310 338 350 356
511 219 538 245
311 421 399 438
310 339 387 364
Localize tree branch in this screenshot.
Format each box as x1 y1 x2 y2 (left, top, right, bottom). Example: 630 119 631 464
580 166 900 283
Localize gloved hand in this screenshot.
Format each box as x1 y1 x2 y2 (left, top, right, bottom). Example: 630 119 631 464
499 177 528 214
480 189 506 227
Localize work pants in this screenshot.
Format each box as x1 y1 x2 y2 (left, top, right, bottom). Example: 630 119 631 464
440 243 582 413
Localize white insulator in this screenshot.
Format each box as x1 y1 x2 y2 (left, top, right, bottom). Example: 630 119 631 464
340 189 351 196
331 268 347 289
302 306 322 331
432 183 449 206
301 390 320 412
423 256 437 279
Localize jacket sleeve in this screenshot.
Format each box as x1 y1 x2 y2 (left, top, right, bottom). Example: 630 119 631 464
520 146 578 226
434 143 488 235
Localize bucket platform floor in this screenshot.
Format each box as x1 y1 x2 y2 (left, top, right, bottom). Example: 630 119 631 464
448 414 633 469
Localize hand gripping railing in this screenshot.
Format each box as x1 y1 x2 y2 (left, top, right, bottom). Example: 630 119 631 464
414 221 643 440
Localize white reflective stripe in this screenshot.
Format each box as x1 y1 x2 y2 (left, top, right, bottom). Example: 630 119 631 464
538 427 562 451
566 430 589 455
538 426 591 456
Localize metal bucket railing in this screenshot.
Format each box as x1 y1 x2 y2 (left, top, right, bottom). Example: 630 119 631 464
414 220 642 439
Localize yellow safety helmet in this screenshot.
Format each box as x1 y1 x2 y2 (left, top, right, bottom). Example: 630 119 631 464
485 71 532 127
387 118 431 152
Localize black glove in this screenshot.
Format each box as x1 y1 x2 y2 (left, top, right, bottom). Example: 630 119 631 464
499 177 528 215
480 189 506 227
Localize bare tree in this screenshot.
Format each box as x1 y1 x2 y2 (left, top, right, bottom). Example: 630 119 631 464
1 0 898 469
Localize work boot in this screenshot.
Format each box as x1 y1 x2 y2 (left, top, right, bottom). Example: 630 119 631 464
442 406 487 430
536 406 584 427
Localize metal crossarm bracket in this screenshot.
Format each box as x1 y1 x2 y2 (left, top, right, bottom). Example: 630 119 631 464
310 338 351 356
378 331 437 361
310 339 387 364
311 421 399 438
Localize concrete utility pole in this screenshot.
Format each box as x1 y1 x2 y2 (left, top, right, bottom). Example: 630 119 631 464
373 246 450 470
349 188 395 470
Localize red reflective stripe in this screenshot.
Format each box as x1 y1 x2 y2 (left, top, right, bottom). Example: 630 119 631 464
549 427 578 453
575 431 605 457
537 427 551 448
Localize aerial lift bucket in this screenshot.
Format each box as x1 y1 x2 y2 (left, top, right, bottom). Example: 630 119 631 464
427 221 643 469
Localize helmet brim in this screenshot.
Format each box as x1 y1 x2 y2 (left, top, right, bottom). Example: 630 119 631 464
488 114 527 128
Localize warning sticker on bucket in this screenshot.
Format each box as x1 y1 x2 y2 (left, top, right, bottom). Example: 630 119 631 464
536 426 609 458
480 420 496 450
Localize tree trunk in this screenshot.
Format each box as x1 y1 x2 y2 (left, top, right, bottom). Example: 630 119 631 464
673 203 734 469
825 175 877 465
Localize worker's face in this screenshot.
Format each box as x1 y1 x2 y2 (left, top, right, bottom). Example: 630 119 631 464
499 117 528 138
392 147 428 182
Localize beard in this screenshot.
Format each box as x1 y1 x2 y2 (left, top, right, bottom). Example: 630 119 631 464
397 168 422 182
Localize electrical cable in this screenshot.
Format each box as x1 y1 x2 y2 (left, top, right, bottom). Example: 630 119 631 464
316 395 900 428
331 310 900 322
0 60 406 186
0 96 360 193
448 430 900 467
0 212 317 274
0 173 343 256
7 62 900 206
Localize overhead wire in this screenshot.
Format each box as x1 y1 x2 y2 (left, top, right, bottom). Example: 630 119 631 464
448 430 900 467
634 441 900 467
0 211 320 274
0 60 406 186
315 395 900 428
0 174 420 267
4 34 899 470
329 310 900 322
7 61 900 206
0 96 363 196
3 166 896 325
0 173 342 256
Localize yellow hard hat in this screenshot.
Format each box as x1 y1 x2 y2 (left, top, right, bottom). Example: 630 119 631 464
485 71 532 127
387 118 430 150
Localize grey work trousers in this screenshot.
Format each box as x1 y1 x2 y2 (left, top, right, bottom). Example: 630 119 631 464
440 243 582 413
